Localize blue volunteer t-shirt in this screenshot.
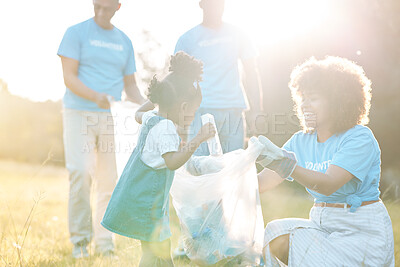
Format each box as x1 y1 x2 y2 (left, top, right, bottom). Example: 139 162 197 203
57 18 136 111
174 23 257 110
283 125 381 209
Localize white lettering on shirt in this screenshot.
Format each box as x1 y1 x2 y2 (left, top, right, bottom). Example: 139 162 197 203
198 37 231 47
90 40 123 51
305 160 332 172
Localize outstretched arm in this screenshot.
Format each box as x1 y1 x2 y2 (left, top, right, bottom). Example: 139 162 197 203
242 58 264 135
257 135 354 196
242 58 263 112
257 159 353 196
124 73 145 105
135 100 155 124
291 165 353 196
162 123 216 171
258 167 285 193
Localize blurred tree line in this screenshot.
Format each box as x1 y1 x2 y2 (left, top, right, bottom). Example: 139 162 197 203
0 0 398 177
0 80 64 164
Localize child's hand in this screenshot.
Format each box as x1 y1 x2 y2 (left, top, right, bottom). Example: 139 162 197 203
163 123 217 171
196 122 216 143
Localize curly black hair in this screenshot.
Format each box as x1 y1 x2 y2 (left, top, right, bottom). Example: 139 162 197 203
146 51 203 109
289 56 372 134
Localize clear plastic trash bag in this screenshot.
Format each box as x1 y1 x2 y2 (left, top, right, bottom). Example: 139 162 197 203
110 105 265 265
170 139 265 266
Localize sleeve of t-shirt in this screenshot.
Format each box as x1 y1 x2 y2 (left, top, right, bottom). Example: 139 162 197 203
282 135 294 152
238 28 258 60
157 120 180 156
174 35 187 54
142 110 157 126
124 40 136 76
57 27 80 61
330 130 379 183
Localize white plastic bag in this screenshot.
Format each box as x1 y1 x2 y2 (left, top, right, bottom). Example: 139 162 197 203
185 155 226 176
170 139 265 266
110 101 140 179
200 113 223 156
111 104 265 265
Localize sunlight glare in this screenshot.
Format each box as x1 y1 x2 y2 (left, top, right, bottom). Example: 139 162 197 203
224 0 331 45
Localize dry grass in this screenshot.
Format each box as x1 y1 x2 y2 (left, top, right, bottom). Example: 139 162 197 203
0 160 398 266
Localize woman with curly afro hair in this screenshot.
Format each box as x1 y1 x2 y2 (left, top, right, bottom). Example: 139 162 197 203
256 56 394 266
101 52 216 266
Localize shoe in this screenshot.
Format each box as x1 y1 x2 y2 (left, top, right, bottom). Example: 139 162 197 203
72 244 89 259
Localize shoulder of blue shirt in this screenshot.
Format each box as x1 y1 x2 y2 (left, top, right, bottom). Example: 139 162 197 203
66 18 132 44
285 125 378 151
178 22 246 40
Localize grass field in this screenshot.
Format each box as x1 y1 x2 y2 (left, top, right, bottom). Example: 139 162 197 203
0 160 398 266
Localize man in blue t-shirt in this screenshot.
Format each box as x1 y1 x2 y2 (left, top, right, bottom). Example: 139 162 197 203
173 0 264 258
175 0 263 157
57 0 144 259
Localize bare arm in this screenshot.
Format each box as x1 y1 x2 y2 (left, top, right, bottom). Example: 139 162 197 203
257 163 353 196
135 100 155 124
258 167 285 193
242 58 264 135
162 123 216 171
257 134 355 196
291 164 354 196
258 162 354 196
242 58 263 112
124 73 145 105
60 56 110 109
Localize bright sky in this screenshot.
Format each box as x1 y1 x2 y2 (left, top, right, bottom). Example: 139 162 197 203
0 0 330 102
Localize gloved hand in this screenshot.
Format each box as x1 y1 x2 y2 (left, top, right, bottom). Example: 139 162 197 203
185 155 225 176
256 135 297 179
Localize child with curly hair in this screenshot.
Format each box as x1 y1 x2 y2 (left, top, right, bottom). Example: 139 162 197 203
101 52 216 266
256 56 394 266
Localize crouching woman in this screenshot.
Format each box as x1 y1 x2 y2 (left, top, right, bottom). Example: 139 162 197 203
257 56 395 266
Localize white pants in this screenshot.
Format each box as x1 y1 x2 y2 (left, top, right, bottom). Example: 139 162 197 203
264 201 395 267
63 108 117 251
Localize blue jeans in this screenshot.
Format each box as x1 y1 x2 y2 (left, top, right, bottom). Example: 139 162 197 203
189 108 245 156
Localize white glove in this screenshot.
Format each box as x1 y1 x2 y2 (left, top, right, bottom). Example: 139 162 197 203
256 135 297 179
185 156 225 176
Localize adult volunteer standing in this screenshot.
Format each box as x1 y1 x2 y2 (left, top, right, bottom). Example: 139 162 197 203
173 0 264 258
57 0 144 258
174 0 264 156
